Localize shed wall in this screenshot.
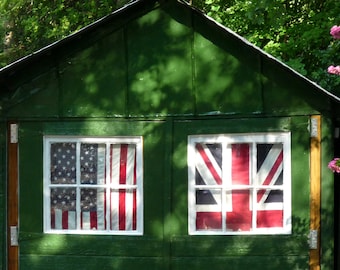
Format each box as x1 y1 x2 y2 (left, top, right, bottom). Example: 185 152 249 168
1 6 325 119
0 1 336 269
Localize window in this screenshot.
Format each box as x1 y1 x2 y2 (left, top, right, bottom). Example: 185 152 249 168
188 133 291 235
43 136 143 235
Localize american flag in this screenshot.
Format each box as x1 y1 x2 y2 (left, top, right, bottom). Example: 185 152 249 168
110 144 137 231
50 142 137 231
50 143 106 230
194 142 284 232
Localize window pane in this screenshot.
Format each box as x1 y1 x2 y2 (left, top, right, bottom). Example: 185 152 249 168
257 188 283 228
226 189 252 232
45 137 143 235
257 143 283 186
188 133 291 235
231 143 250 185
195 189 222 230
195 143 222 186
196 212 222 230
50 187 77 230
50 143 76 184
81 188 106 230
80 143 106 185
110 144 137 185
110 189 137 231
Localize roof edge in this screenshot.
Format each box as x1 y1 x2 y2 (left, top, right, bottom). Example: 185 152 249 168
1 0 339 104
0 0 159 74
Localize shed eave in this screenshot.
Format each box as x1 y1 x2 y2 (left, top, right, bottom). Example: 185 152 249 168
0 0 339 107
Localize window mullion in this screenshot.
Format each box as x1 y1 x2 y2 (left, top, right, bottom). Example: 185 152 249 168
76 142 81 230
105 143 111 232
221 141 227 232
251 143 257 231
45 142 51 231
224 141 233 232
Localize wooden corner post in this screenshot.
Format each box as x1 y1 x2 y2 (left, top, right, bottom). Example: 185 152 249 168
7 122 19 270
309 115 321 270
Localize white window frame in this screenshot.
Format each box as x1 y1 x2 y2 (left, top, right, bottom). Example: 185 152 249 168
188 132 291 235
43 136 143 235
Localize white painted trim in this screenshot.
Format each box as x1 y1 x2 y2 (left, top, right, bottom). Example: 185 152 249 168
188 132 291 235
43 136 143 235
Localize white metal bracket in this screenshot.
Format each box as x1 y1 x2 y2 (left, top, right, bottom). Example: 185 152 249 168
308 229 318 249
10 123 18 143
10 226 18 246
310 118 318 138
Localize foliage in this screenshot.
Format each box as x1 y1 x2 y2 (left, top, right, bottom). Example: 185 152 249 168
191 0 340 94
0 0 130 66
1 0 340 94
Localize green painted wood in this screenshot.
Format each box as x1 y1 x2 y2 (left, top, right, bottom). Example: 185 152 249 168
20 255 163 270
170 235 308 256
4 70 60 118
10 115 333 269
169 116 310 269
126 8 193 117
0 1 336 269
170 255 308 270
192 19 263 115
261 59 322 115
19 233 164 257
60 30 127 118
319 116 335 270
17 120 168 269
1 1 331 119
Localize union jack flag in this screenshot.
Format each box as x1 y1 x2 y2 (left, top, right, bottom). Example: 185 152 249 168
194 142 284 232
50 142 137 231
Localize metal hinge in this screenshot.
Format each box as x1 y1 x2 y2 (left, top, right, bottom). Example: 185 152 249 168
10 226 18 246
310 118 318 138
308 229 318 249
10 123 18 143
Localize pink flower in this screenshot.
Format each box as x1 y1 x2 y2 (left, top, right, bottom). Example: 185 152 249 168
328 65 340 75
330 25 340 39
328 158 340 173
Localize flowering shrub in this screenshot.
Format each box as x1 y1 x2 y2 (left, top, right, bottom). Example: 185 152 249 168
328 158 340 173
330 25 340 39
327 26 340 174
328 65 340 75
328 25 340 76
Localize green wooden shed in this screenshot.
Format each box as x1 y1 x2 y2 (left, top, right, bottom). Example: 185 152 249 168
0 0 340 269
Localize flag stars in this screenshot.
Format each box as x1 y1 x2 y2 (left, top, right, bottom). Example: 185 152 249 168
50 143 77 184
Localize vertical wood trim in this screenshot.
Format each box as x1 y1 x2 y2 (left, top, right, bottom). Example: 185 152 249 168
310 115 321 270
7 122 18 270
